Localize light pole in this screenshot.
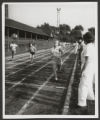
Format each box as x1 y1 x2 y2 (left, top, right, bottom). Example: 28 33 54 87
57 8 61 35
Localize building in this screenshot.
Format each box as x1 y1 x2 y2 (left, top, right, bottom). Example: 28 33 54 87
5 5 50 53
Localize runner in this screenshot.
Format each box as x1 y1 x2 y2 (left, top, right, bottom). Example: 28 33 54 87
51 40 63 81
10 34 18 60
29 43 37 63
74 41 79 55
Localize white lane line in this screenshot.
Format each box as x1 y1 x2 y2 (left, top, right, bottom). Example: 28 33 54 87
6 50 50 67
6 47 73 76
60 49 75 69
6 81 41 88
16 73 54 115
8 60 51 91
5 53 69 85
6 51 50 69
62 55 78 115
6 49 50 64
6 48 50 61
5 46 71 66
6 54 51 77
5 47 71 68
16 47 74 115
7 48 74 90
5 49 50 65
6 81 66 91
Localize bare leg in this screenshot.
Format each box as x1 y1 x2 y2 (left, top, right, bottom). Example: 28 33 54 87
53 62 58 80
60 58 63 70
32 54 35 60
30 54 33 63
12 51 14 60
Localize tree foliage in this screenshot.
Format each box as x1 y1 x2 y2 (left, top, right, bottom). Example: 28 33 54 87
59 24 71 35
37 23 52 36
74 25 84 31
58 24 71 42
37 23 95 43
70 29 82 42
88 27 95 36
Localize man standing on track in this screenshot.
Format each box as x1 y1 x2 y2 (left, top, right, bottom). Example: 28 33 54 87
10 33 18 60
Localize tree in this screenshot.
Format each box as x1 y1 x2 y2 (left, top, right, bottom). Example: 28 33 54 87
58 24 71 42
59 24 71 35
74 25 84 31
88 27 95 36
70 29 82 42
37 23 52 36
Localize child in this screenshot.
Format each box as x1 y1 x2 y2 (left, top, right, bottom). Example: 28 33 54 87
51 40 63 80
10 41 18 60
29 43 36 63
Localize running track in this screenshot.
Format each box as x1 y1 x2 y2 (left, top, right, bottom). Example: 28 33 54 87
4 45 78 116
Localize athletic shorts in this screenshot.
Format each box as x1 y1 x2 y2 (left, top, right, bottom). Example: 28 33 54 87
11 50 16 54
52 57 61 65
30 52 35 55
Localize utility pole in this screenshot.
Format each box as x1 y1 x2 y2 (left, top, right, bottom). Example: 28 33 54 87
57 8 61 34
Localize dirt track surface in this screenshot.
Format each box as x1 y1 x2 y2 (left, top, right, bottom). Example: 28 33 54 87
4 45 95 116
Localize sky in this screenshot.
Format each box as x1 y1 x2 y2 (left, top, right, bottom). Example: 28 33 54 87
6 2 97 32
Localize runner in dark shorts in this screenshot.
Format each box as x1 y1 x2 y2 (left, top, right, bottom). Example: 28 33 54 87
29 43 36 63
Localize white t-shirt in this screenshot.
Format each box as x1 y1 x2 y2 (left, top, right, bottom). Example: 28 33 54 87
10 43 18 51
51 46 62 58
83 43 95 74
85 43 95 62
30 46 36 52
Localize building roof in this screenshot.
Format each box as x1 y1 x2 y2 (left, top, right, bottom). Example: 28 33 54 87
5 18 49 37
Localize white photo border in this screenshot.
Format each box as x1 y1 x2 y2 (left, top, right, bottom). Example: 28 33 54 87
2 2 99 119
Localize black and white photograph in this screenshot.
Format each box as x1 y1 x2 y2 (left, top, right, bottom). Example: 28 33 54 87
2 1 98 119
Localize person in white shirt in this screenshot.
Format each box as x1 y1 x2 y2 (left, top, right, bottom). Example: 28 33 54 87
75 32 95 115
10 41 18 60
51 40 63 80
74 41 79 55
